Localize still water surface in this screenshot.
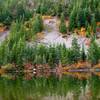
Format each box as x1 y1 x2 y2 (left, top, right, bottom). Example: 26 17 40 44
0 68 100 100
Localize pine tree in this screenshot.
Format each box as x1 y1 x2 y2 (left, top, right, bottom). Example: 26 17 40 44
59 13 67 34
40 3 47 15
32 15 43 34
91 14 96 33
56 3 63 16
81 44 86 61
71 38 81 63
86 25 91 38
69 8 76 31
88 40 100 65
42 55 46 64
66 49 74 64
36 4 41 13
77 8 87 27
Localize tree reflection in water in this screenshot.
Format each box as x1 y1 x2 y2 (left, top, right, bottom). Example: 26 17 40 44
0 64 100 100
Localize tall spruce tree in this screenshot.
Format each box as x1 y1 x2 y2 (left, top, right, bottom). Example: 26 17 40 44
59 13 67 34
88 40 100 65
91 14 96 33
32 15 43 34
81 44 86 61
69 8 76 31
71 38 81 63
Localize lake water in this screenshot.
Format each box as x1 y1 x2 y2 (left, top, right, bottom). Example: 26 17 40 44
0 69 100 100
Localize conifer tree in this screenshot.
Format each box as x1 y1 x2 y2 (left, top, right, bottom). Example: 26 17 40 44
71 38 81 63
81 44 86 61
91 14 96 33
69 8 76 31
88 40 100 65
59 13 67 34
32 15 43 34
56 3 63 16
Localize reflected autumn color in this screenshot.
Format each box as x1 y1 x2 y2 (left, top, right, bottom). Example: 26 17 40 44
1 61 100 80
0 63 100 100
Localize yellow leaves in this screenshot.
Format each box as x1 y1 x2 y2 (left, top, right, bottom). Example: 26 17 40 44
63 61 91 69
62 71 91 80
74 27 86 37
73 73 91 80
63 67 69 70
81 27 86 32
0 24 6 32
94 63 100 68
37 32 44 39
97 22 100 26
79 27 86 37
24 21 32 29
63 62 100 79
76 61 91 68
24 18 34 31
94 72 100 77
61 61 92 80
42 15 53 20
0 69 5 74
74 27 95 37
1 63 14 69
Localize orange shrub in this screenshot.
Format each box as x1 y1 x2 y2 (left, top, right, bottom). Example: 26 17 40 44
0 26 6 32
37 32 44 39
97 22 100 26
